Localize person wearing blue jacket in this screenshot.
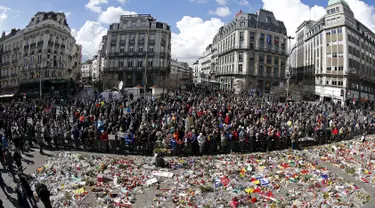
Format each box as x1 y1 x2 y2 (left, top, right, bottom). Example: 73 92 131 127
125 132 134 153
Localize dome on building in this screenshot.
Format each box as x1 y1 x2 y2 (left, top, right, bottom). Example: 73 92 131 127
328 0 350 8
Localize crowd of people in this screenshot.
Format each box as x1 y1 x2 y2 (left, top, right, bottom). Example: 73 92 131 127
0 89 373 157
0 88 374 207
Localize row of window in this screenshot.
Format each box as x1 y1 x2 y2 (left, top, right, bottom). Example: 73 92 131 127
326 52 344 58
326 80 344 86
326 66 344 71
326 28 343 36
327 6 340 15
109 59 167 68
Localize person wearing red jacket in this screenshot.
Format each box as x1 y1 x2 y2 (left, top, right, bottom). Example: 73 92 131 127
100 130 109 153
225 113 230 124
332 126 339 142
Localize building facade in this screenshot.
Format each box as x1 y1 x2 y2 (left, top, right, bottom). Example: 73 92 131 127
102 14 171 88
192 60 200 85
81 56 100 83
170 59 193 89
0 11 81 97
81 59 93 81
298 0 375 103
208 9 288 93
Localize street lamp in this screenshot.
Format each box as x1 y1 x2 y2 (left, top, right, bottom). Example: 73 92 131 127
286 36 294 102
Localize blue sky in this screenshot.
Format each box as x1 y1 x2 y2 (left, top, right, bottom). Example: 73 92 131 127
0 0 375 63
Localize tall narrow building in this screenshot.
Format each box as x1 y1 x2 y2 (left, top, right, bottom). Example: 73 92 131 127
102 14 171 88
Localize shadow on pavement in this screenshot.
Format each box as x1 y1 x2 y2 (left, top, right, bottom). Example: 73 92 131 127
23 153 34 158
0 172 18 207
21 157 35 165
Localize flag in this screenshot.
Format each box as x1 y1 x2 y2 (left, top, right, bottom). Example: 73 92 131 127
267 35 272 44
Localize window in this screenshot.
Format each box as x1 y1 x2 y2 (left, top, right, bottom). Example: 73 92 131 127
259 65 264 75
332 81 337 85
327 67 331 71
119 61 124 67
240 22 245 27
150 34 155 40
239 32 244 40
338 81 343 86
129 47 134 52
148 60 153 67
332 29 336 34
238 64 243 72
326 31 331 36
138 47 143 52
128 61 133 67
137 60 143 67
149 46 154 52
267 35 272 45
336 7 340 12
326 80 329 85
267 55 272 64
338 66 343 71
130 34 135 40
332 52 337 57
259 55 264 63
239 53 243 62
139 34 145 40
120 47 124 53
337 28 342 34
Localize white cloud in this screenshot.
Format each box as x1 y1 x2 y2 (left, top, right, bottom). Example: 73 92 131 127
0 6 10 23
262 0 375 37
261 0 325 36
171 16 224 64
74 21 107 59
216 0 227 6
118 0 127 4
208 6 231 17
238 0 249 6
85 0 108 13
346 0 375 32
99 6 136 24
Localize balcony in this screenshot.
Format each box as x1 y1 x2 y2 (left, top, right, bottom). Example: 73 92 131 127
108 52 116 57
136 52 145 56
0 75 9 79
138 39 145 44
12 59 18 64
129 39 135 45
160 52 166 58
218 45 287 56
120 40 126 44
110 40 116 45
11 73 17 78
147 52 154 56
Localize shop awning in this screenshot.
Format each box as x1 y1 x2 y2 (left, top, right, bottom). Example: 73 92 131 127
0 94 14 98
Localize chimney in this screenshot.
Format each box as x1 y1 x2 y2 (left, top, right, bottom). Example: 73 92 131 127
11 28 17 34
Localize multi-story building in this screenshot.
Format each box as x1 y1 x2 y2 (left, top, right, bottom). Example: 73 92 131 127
210 9 288 93
170 59 193 89
0 11 81 97
81 59 93 81
192 60 200 85
298 0 375 104
198 44 213 87
102 14 171 88
81 56 100 83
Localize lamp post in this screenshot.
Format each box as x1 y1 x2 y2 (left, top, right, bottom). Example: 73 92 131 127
286 36 294 102
144 17 153 100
